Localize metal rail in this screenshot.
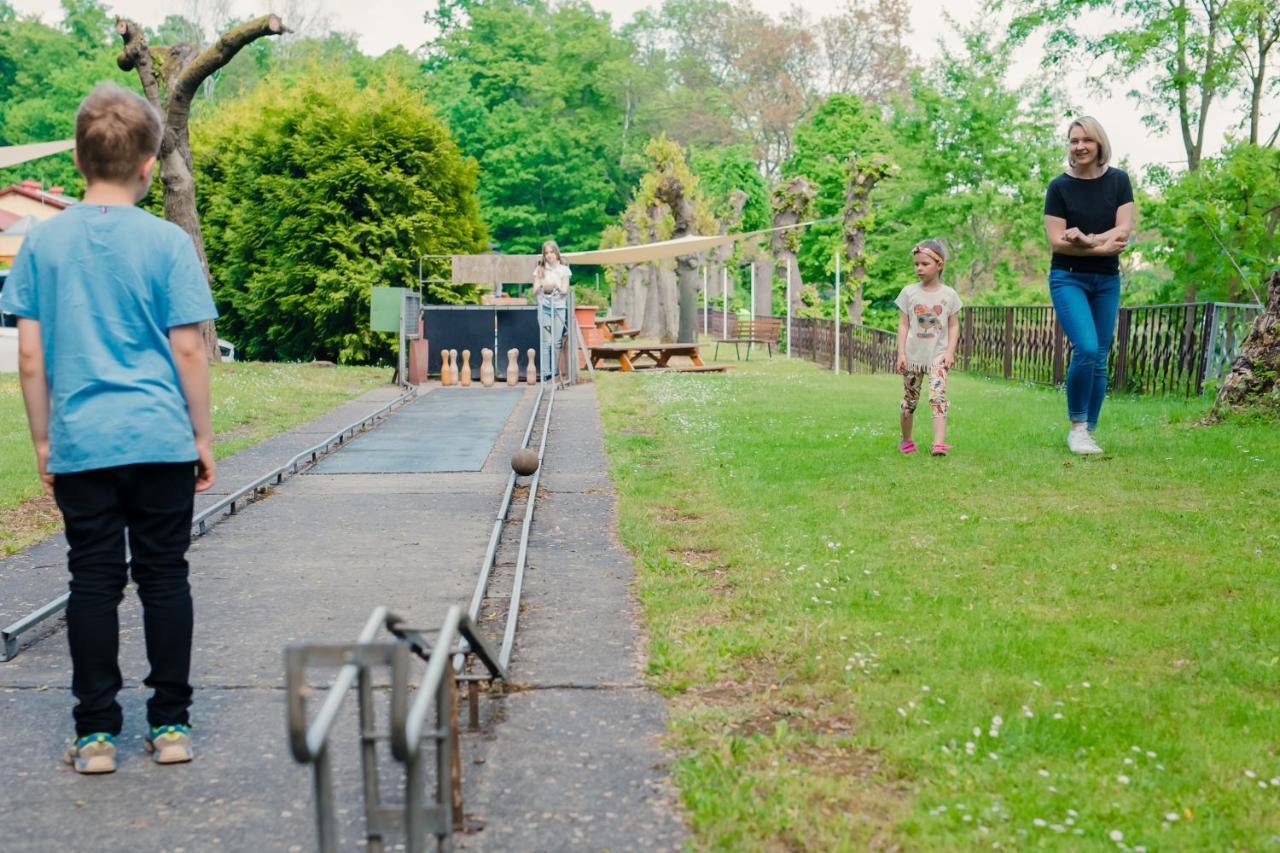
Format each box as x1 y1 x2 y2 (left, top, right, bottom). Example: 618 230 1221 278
1 388 417 662
287 606 503 853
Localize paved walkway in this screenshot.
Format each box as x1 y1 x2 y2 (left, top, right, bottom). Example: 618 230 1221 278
0 382 684 851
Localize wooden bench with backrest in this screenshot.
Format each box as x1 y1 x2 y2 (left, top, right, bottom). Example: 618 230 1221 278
714 317 782 360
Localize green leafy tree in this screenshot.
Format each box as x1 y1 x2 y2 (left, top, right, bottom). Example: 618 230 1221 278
0 0 126 193
1143 143 1280 302
427 0 639 253
193 73 487 363
690 144 770 233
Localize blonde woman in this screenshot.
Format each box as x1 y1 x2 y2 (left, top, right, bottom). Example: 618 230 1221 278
532 240 570 382
1043 116 1134 455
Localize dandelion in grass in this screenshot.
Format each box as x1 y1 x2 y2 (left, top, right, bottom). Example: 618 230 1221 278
1117 774 1130 785
1053 712 1064 720
1033 818 1047 828
1109 830 1123 842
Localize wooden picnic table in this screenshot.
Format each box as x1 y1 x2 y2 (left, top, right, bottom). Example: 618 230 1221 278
589 342 705 372
595 315 631 341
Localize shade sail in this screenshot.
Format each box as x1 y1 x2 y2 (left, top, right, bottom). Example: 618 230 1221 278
0 139 75 169
562 219 830 265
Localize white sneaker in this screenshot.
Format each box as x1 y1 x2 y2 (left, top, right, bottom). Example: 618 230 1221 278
1067 428 1102 455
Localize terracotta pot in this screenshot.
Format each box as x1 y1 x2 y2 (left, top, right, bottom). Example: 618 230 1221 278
575 305 603 367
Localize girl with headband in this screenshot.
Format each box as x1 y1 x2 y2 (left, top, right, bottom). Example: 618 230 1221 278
894 239 963 456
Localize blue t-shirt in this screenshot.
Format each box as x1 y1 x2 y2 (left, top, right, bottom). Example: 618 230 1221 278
0 204 217 474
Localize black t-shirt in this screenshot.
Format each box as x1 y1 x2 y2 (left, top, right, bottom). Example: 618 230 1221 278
1044 168 1133 275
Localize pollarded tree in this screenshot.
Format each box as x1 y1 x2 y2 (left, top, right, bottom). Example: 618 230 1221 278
843 154 895 324
116 14 287 361
193 73 487 363
771 176 815 312
1209 270 1280 419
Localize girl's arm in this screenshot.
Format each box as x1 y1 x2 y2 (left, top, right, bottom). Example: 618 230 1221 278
943 313 959 368
896 311 909 372
16 318 53 496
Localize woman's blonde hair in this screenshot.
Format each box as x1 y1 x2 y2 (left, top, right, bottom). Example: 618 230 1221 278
538 240 561 266
1066 116 1111 168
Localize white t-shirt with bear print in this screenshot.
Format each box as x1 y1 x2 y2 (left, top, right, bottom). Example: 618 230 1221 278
894 282 963 371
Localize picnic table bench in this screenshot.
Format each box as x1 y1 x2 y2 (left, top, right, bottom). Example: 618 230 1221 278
589 342 705 372
595 315 639 341
714 317 782 360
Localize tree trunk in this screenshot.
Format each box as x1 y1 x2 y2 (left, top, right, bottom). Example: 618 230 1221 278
676 258 701 343
771 177 814 316
751 256 773 318
843 155 893 327
642 262 663 338
625 264 647 330
117 15 287 362
1208 271 1280 419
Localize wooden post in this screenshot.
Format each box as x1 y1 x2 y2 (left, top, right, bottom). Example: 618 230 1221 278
1052 314 1066 385
1112 308 1131 392
961 310 973 370
1003 308 1014 380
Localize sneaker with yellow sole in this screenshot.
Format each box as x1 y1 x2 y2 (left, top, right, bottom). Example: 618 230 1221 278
145 724 193 764
65 733 117 774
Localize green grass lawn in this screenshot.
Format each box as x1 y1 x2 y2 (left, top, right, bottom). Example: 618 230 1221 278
597 358 1280 850
0 362 387 553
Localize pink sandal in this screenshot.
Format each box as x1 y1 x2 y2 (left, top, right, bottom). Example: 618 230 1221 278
931 443 952 456
898 439 917 455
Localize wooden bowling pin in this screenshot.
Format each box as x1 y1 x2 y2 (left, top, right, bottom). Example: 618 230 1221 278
450 350 459 386
440 349 453 386
526 348 537 385
480 348 495 387
460 350 472 386
506 348 519 386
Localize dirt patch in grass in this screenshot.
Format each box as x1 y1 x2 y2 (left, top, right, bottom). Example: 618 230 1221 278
0 493 62 554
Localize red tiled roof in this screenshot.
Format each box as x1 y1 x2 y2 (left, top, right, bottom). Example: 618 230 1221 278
0 181 76 209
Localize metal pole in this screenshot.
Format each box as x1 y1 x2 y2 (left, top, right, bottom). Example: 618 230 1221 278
750 261 756 321
834 248 841 376
702 265 708 336
786 257 792 358
721 267 728 327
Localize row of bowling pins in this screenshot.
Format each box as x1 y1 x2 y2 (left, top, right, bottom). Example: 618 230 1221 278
439 347 539 387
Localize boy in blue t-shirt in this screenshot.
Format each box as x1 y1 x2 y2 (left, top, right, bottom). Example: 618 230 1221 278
0 83 217 774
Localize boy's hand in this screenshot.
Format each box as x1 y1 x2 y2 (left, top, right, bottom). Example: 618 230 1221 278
35 442 54 497
194 440 216 493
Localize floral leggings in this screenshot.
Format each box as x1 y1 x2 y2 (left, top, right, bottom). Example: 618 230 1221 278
901 365 949 417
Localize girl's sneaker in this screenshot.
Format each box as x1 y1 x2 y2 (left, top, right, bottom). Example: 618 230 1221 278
145 724 193 765
65 733 117 774
931 443 952 457
898 439 917 454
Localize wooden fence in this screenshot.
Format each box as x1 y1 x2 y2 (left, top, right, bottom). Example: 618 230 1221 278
725 302 1262 398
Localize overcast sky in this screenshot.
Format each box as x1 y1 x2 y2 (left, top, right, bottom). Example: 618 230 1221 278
10 0 1264 173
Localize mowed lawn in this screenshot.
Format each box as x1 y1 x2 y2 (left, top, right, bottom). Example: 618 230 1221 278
0 362 387 553
598 358 1279 850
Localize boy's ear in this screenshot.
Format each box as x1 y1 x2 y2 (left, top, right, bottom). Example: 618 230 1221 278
140 155 157 179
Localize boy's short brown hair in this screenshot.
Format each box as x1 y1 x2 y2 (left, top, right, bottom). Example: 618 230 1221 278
75 83 163 184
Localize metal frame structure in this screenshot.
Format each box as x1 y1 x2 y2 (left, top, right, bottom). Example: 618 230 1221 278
286 606 504 853
1 388 418 662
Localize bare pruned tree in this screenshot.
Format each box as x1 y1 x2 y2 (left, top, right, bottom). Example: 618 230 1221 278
117 14 287 361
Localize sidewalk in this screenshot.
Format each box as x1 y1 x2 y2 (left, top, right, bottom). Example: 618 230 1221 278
0 381 685 851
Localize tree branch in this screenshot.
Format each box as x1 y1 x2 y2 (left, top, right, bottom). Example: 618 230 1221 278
114 19 164 111
171 15 287 107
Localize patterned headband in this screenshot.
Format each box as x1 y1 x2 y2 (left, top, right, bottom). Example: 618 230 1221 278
913 245 945 264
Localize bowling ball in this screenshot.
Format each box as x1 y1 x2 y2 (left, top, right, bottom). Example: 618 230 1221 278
511 448 540 476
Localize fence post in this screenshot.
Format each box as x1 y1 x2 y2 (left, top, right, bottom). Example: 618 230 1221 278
1003 308 1014 380
961 310 972 370
1112 308 1130 392
1199 303 1219 395
1051 312 1065 385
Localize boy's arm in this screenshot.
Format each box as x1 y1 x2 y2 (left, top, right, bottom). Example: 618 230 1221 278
169 324 216 492
16 319 54 496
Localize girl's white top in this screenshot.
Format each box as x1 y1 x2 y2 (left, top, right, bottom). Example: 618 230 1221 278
895 282 963 371
534 261 571 306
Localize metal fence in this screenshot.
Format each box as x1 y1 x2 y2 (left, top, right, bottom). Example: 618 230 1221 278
772 302 1263 397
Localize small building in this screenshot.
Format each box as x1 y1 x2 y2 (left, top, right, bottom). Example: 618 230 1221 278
0 179 75 223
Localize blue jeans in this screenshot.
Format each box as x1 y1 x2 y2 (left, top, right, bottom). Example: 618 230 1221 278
1049 268 1120 430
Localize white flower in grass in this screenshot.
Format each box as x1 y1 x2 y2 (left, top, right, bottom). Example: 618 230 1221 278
992 715 1003 727
1164 812 1179 822
1033 680 1042 687
1124 757 1134 765
1082 681 1091 688
1051 824 1066 833
1109 829 1124 842
897 707 907 718
1038 769 1050 777
989 752 999 761
1033 818 1047 828
973 727 982 737
1053 712 1065 720
1117 774 1130 785
1146 751 1157 759
1131 745 1142 753
1244 769 1257 779
921 685 930 692
1022 705 1034 718
965 741 977 754
1067 809 1078 817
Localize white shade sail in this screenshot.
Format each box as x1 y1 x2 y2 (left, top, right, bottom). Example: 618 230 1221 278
0 139 76 169
562 219 830 265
